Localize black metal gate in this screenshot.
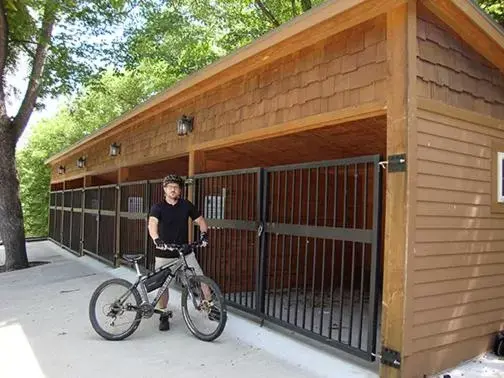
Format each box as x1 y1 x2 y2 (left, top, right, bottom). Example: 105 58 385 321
82 185 117 266
192 168 262 313
191 155 382 361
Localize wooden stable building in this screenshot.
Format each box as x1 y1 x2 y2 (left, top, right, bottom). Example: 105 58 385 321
46 0 504 376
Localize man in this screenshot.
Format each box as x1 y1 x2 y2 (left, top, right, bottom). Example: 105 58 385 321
148 174 209 331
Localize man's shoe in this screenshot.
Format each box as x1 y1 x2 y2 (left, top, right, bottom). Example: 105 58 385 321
159 311 172 331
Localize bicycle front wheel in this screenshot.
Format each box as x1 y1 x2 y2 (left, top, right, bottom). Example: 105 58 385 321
89 278 142 341
181 275 227 342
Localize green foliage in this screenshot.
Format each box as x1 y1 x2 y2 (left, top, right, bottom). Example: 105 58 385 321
17 110 79 236
478 0 504 27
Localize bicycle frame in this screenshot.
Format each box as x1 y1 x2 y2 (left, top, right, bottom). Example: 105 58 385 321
126 248 196 311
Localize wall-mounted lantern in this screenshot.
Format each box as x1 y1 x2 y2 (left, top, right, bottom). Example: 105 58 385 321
58 165 65 175
77 157 86 168
177 115 194 136
109 142 121 156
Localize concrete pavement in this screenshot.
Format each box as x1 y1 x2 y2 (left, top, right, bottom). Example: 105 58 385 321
0 241 379 378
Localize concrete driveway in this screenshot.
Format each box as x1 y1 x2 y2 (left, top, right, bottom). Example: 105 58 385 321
0 241 378 378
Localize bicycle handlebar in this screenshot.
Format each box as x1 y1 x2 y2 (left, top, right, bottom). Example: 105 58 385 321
155 240 204 252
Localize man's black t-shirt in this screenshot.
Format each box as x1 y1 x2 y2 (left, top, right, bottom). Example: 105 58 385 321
149 198 201 244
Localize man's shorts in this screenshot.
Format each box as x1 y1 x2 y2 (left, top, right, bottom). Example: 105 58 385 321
155 252 203 275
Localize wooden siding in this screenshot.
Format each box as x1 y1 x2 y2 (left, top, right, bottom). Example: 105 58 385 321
416 4 504 120
51 16 387 183
405 105 504 377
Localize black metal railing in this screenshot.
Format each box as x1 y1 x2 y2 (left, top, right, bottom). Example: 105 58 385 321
48 156 382 361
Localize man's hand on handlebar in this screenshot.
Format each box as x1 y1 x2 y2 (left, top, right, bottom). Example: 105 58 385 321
154 238 166 248
200 232 208 247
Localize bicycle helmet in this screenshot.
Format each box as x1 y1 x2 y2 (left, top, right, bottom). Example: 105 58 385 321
162 174 185 188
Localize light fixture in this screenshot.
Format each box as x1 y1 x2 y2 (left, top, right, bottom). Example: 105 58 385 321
177 115 194 136
58 165 65 175
77 157 86 168
109 142 121 156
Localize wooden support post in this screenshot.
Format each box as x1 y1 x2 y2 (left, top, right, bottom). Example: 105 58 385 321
188 151 206 242
381 1 416 377
118 167 129 183
114 168 129 267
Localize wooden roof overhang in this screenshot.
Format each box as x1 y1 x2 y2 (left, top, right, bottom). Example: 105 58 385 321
45 0 504 167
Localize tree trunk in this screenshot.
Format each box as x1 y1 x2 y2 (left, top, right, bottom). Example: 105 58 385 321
0 119 28 270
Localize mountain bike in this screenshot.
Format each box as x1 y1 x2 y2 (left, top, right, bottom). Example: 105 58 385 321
88 241 227 342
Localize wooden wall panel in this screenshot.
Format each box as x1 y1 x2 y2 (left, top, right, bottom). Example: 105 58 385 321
51 16 387 183
405 104 504 376
416 4 504 120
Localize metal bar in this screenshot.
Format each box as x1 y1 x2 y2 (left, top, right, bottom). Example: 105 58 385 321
97 183 117 189
310 168 320 332
302 168 311 330
287 170 295 324
211 177 217 289
118 179 148 187
272 171 281 318
294 169 302 327
71 208 83 213
69 191 74 250
265 155 381 173
264 223 373 242
233 174 238 304
358 164 368 349
119 212 148 219
338 165 348 343
239 173 244 306
115 185 121 267
319 166 329 336
193 167 261 179
245 173 251 308
265 171 274 316
96 187 101 256
257 168 267 314
349 164 358 346
80 189 85 255
144 181 151 261
367 157 382 355
260 314 374 362
280 171 288 321
205 218 259 231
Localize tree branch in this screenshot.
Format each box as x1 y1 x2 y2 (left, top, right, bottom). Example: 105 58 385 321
13 5 56 142
0 1 9 119
254 0 280 27
10 38 38 46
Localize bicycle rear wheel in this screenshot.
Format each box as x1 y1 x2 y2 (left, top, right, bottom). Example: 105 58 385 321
89 278 142 341
181 275 227 342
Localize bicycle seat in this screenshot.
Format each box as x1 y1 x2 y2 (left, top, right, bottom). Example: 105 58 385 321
123 254 144 262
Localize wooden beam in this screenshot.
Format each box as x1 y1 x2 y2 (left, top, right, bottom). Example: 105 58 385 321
46 0 404 165
117 167 130 183
192 101 386 152
187 150 206 242
188 150 206 176
83 175 93 188
422 0 504 73
381 1 417 377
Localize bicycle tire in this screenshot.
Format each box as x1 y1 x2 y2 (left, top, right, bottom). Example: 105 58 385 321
89 278 142 341
181 275 227 342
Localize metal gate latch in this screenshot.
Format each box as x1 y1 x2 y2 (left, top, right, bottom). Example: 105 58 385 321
378 153 406 172
371 347 401 368
257 223 264 237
